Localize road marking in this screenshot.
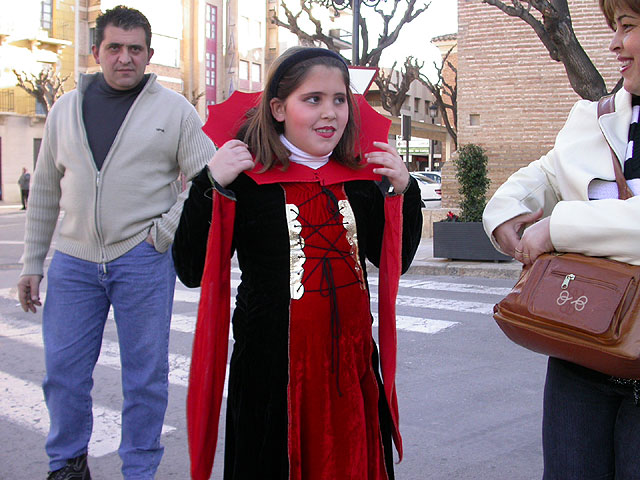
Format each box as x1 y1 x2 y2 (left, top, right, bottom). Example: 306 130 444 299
0 371 175 458
2 286 486 331
368 277 513 296
371 293 495 315
0 318 192 387
0 317 230 396
372 313 457 334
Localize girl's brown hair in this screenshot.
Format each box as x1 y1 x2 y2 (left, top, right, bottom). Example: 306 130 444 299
600 0 640 29
239 46 360 171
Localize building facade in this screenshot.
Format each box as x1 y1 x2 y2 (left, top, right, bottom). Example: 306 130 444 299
1 0 453 203
0 0 228 202
451 0 620 208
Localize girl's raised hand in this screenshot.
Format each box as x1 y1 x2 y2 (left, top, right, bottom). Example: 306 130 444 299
208 139 255 188
365 141 410 194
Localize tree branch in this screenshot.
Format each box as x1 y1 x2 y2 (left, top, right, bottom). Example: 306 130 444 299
13 68 69 116
482 0 611 99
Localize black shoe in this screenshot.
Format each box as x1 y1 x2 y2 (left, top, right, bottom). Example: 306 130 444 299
46 454 91 480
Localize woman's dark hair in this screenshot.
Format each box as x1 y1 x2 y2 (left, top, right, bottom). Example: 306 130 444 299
95 5 152 50
239 46 361 171
600 0 640 29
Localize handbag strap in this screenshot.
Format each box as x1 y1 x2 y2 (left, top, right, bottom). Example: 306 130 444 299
597 95 634 200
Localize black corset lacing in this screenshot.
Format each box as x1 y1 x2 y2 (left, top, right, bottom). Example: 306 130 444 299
294 186 365 396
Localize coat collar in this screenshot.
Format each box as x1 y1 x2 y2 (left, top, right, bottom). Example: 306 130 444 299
599 88 633 163
77 72 158 95
245 159 381 186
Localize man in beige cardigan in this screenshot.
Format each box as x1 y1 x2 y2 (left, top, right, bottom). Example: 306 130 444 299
17 6 214 480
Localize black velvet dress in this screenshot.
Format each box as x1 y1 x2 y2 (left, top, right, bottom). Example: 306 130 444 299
173 163 423 480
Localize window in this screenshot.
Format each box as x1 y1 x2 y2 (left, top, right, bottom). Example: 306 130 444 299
35 100 46 115
205 2 217 105
239 60 249 81
469 114 480 126
206 52 216 86
33 138 42 168
41 0 52 31
151 35 180 68
414 97 420 113
251 63 261 83
206 4 216 39
89 27 96 52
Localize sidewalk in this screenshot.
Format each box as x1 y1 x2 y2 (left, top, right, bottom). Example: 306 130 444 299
0 202 23 214
407 236 522 280
0 201 521 280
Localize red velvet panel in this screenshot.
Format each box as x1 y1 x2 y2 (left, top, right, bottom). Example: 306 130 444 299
187 191 235 480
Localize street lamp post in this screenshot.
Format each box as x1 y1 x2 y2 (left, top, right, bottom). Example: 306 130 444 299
326 0 384 66
428 103 438 171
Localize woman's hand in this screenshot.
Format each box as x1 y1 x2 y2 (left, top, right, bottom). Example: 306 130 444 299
515 216 554 266
365 141 410 194
494 209 554 265
208 139 255 188
493 209 543 257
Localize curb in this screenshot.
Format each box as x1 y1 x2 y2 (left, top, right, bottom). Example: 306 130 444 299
407 259 522 280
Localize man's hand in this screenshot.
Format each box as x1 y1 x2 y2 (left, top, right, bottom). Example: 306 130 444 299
17 275 43 313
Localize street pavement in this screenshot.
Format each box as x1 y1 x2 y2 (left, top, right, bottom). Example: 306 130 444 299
1 201 524 281
0 203 545 479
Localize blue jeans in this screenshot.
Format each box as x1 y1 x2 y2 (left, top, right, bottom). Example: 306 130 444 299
542 357 640 480
42 241 175 479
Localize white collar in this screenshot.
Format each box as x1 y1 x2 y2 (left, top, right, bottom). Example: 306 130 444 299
280 134 330 170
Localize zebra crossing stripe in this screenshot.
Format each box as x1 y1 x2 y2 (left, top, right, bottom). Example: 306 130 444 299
372 313 457 334
367 277 512 296
0 317 230 395
0 371 175 458
370 293 495 315
0 317 192 388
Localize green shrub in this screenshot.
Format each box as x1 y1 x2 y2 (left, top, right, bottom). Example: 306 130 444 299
455 144 490 222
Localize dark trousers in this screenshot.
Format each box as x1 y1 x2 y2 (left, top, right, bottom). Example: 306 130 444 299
20 189 29 209
542 357 640 480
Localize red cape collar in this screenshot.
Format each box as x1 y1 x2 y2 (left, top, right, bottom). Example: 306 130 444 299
246 159 381 186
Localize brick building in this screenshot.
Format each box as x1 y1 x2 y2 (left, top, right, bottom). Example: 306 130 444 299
447 0 621 208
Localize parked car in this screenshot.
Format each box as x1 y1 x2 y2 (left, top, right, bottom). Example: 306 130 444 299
413 171 442 183
410 172 441 202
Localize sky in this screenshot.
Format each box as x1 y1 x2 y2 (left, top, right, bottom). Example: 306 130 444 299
365 0 458 81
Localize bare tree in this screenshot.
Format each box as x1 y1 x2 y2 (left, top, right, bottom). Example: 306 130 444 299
13 68 69 116
417 45 457 146
272 0 429 114
482 0 621 101
377 57 421 117
182 89 205 107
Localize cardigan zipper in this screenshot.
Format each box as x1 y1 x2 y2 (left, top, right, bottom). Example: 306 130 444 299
95 171 107 273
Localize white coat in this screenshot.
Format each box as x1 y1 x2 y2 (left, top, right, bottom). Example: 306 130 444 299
483 88 640 265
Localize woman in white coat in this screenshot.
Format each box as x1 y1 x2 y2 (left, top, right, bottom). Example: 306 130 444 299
483 0 640 478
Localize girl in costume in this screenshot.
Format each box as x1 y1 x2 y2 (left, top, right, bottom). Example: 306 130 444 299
173 46 423 480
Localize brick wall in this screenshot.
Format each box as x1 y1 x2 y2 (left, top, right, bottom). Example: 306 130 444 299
447 0 621 209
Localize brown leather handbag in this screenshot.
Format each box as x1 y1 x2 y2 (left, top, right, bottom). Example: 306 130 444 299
493 95 640 379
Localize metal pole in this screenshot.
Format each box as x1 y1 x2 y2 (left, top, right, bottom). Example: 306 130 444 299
352 0 359 65
406 139 410 167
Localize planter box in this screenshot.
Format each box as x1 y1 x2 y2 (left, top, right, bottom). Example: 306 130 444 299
433 221 512 261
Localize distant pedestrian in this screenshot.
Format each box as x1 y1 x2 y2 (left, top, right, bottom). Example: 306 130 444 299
16 5 214 480
18 167 30 210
